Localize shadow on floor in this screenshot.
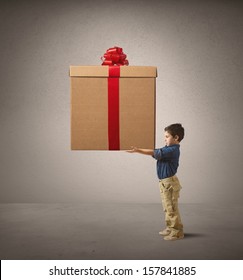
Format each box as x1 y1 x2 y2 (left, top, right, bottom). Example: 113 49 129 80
184 233 207 238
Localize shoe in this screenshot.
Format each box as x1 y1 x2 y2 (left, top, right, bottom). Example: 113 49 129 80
164 234 184 241
159 228 171 236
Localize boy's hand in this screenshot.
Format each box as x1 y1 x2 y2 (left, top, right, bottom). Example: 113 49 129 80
126 146 138 153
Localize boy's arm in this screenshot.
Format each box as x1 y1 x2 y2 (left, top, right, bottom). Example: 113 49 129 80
126 146 154 156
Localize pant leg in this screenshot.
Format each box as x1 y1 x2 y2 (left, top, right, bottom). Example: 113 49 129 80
159 176 184 237
159 182 170 228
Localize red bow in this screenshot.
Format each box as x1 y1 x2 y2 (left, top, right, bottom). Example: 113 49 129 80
101 46 129 66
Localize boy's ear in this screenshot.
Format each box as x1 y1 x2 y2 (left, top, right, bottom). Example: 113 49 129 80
174 135 179 141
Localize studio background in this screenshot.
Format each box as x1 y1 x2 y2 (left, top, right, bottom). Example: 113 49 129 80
1 0 242 206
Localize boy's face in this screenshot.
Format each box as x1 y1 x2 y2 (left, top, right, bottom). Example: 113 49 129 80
164 131 179 146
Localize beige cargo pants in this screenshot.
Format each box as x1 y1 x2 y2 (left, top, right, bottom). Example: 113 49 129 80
159 175 184 237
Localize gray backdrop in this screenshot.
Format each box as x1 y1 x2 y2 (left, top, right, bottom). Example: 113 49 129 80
0 0 242 205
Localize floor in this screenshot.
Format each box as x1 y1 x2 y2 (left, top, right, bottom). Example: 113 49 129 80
0 203 242 260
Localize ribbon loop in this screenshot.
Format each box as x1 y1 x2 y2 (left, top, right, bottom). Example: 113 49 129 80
101 46 129 66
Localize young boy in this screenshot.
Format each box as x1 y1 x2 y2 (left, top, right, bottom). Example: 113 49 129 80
127 123 184 241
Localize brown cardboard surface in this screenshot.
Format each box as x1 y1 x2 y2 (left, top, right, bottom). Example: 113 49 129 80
70 66 108 77
70 66 157 77
71 77 108 150
119 78 155 149
70 66 157 150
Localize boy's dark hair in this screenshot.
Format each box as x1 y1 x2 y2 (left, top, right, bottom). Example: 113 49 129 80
164 123 184 142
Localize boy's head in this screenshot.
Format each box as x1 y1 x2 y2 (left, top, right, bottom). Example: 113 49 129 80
164 123 184 146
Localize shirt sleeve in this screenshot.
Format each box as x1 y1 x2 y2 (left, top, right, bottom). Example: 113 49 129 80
153 147 175 160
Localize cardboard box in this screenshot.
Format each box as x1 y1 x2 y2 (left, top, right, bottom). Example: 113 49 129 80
70 66 157 150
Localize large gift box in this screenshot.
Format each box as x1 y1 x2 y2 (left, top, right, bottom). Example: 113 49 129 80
70 65 157 150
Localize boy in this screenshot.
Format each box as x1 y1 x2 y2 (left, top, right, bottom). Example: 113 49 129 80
127 123 184 241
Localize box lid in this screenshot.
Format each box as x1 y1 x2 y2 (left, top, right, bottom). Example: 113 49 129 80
70 66 157 77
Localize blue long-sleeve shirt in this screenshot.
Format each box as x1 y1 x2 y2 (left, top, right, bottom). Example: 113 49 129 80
152 144 180 179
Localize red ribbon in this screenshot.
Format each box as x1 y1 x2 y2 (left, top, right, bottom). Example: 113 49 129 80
101 46 129 66
108 66 120 150
101 47 129 150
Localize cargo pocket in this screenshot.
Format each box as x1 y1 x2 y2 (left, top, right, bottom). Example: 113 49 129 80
161 183 173 213
171 183 181 211
163 182 173 191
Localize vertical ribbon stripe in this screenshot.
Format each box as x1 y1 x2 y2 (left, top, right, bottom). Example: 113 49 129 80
108 66 120 150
